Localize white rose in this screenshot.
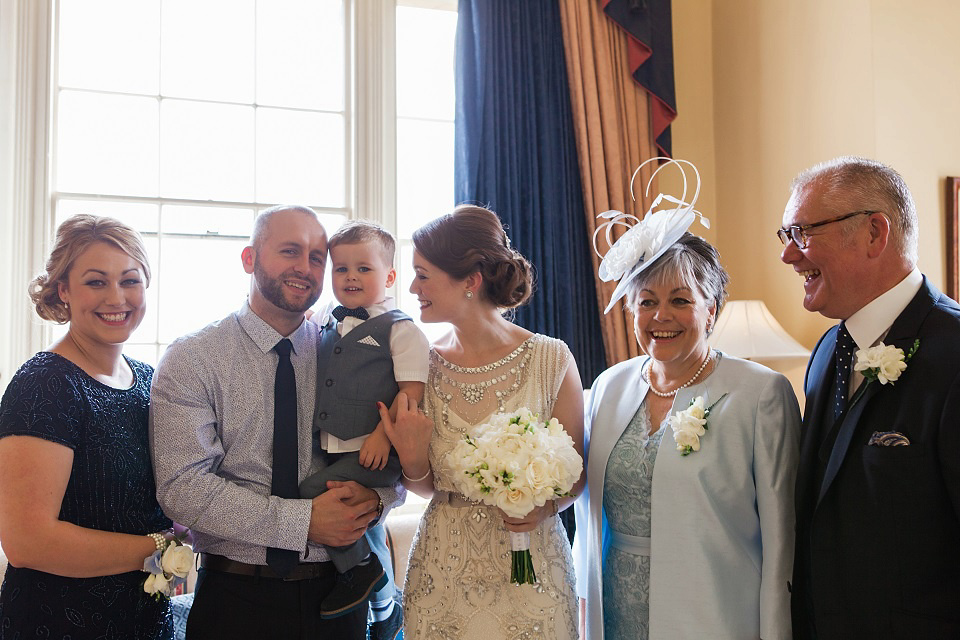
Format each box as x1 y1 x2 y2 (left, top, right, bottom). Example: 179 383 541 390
144 572 172 596
686 396 707 419
523 458 552 490
669 411 705 437
854 344 907 384
494 486 535 519
161 543 194 579
674 428 701 452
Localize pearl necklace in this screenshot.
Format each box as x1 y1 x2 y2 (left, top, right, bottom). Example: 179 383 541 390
642 349 713 398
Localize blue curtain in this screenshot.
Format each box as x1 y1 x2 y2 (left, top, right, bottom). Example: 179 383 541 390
454 0 606 388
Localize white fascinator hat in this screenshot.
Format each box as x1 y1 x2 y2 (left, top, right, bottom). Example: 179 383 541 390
594 157 711 314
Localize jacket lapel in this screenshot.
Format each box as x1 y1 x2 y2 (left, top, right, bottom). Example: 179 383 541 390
587 361 648 497
815 278 937 504
818 380 879 503
796 329 836 512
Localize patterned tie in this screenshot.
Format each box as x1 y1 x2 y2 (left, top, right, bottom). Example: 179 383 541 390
266 338 299 577
833 322 856 420
331 305 369 322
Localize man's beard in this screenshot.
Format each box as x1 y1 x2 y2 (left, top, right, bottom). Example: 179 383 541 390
253 259 320 313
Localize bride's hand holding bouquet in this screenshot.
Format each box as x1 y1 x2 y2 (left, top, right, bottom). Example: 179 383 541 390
446 407 583 585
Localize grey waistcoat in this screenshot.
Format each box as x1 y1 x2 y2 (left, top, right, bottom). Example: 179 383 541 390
313 308 411 441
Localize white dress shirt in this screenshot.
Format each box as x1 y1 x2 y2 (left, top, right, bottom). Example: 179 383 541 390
844 267 922 394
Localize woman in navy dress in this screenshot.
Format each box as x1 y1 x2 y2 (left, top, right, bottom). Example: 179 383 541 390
0 215 174 639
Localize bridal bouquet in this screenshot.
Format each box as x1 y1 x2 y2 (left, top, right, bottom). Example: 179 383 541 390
446 408 582 585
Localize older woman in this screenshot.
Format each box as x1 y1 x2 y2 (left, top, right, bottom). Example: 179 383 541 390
574 162 800 639
0 215 174 639
380 205 585 639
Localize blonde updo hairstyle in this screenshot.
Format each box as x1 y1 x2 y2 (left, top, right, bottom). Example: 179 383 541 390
412 204 534 309
29 214 151 324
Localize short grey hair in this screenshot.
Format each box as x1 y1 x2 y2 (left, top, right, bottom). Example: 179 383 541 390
624 233 729 325
791 156 918 265
251 205 321 249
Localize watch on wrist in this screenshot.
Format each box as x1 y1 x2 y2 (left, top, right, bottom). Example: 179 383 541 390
375 495 385 522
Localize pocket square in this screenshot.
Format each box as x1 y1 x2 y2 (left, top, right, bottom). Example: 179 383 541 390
867 430 910 446
357 336 381 347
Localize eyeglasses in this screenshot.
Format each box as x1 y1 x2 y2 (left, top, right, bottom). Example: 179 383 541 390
776 210 880 248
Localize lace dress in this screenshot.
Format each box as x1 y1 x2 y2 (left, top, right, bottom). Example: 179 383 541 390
403 335 578 639
601 400 664 640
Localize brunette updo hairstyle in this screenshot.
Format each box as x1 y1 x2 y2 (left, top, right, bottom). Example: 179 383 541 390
29 214 151 324
412 205 534 309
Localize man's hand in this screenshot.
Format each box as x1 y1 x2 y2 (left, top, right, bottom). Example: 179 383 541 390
307 481 379 546
358 427 392 470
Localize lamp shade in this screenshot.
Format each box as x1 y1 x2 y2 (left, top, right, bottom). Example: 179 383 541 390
707 300 809 361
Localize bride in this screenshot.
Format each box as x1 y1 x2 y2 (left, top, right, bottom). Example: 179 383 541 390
380 205 585 639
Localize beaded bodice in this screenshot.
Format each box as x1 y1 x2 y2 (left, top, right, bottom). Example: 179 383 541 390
430 335 535 427
424 334 570 495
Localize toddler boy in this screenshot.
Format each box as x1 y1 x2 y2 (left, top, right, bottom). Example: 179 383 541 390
299 220 428 624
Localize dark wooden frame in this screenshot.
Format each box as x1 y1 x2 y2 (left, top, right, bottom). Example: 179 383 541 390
948 177 960 301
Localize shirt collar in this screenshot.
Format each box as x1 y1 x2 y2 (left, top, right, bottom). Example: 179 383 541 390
845 267 922 349
237 300 312 355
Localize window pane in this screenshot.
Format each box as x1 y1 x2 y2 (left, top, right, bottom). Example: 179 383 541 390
123 343 160 368
56 200 160 234
131 236 161 345
396 6 457 120
161 0 255 103
257 0 345 111
160 100 255 201
256 108 345 207
156 236 251 341
396 118 453 238
58 0 160 94
162 205 255 238
56 90 159 196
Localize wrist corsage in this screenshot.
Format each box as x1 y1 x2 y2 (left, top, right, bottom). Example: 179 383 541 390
143 529 192 600
669 393 727 456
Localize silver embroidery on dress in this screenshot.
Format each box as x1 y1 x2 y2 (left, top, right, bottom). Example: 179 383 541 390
403 335 578 639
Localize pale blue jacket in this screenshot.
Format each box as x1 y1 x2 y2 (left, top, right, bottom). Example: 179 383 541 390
573 353 799 639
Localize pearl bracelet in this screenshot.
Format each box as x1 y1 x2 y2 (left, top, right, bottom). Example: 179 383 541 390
401 466 431 482
147 532 166 552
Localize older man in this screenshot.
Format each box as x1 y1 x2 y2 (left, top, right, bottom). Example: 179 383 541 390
151 205 401 640
779 157 960 639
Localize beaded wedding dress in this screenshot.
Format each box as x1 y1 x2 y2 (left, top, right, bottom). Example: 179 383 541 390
402 334 578 639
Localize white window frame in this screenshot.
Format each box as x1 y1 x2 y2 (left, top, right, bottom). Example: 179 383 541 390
0 0 454 390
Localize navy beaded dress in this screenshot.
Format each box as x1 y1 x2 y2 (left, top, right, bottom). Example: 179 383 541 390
0 352 173 640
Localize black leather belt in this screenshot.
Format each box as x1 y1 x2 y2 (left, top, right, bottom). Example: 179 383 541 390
200 553 334 581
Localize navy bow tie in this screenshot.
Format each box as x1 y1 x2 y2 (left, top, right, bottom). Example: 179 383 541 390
331 305 369 322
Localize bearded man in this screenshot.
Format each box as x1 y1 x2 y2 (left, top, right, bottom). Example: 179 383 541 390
151 205 401 640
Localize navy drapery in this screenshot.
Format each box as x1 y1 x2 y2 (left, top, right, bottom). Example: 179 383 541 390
603 0 676 156
454 0 606 389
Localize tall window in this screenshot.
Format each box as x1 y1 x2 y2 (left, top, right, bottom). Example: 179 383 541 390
49 0 456 363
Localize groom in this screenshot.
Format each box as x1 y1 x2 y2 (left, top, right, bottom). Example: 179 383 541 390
779 157 960 639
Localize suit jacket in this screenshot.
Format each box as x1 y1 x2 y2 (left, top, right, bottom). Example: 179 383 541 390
574 354 799 639
792 277 960 639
